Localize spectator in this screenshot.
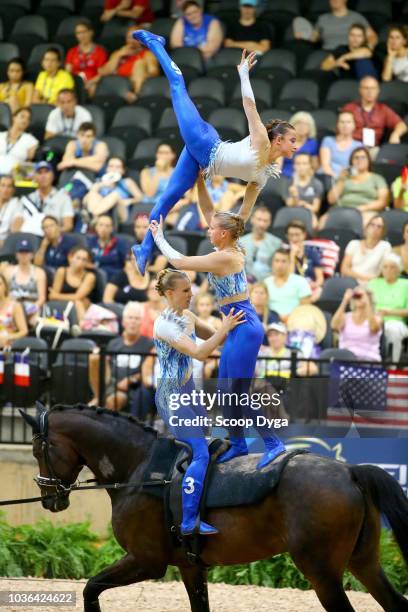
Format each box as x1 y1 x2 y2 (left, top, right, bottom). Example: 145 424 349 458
240 206 282 281
139 278 165 338
4 239 47 326
280 112 319 178
342 76 408 147
33 48 74 105
0 176 23 246
97 26 159 103
0 272 28 347
89 301 154 411
326 146 389 225
0 58 33 114
283 154 323 229
204 175 246 213
249 281 279 345
34 215 77 269
85 156 143 223
264 248 312 322
393 221 408 276
44 89 92 140
17 162 74 234
382 25 408 83
319 111 362 179
133 213 167 273
0 107 38 175
57 122 109 180
391 163 408 212
297 0 377 51
341 215 391 282
369 253 408 362
194 292 221 330
331 286 382 361
224 0 271 54
170 1 223 61
48 245 96 320
140 143 177 205
87 215 128 280
321 23 377 80
286 220 324 300
103 252 150 304
65 21 108 98
101 0 154 25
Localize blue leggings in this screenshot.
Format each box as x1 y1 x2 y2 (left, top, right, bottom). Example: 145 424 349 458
136 38 221 260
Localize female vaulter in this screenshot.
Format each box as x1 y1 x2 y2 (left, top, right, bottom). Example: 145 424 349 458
153 268 244 535
150 174 287 467
131 29 298 275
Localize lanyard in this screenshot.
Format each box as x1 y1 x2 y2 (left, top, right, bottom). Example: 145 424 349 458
5 132 22 154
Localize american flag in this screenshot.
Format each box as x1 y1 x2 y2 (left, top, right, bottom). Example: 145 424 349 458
327 362 408 429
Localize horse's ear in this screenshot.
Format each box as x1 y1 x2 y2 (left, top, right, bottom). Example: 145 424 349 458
19 409 39 434
35 401 46 416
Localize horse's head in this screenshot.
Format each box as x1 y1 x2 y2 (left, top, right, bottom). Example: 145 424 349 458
20 404 85 513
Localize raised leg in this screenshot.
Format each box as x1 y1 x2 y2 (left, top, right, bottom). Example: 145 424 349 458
179 564 210 612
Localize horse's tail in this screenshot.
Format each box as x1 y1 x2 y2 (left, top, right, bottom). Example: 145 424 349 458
350 464 408 565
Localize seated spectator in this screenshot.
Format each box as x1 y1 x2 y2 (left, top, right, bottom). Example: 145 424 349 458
283 154 323 229
139 278 165 338
286 220 324 300
140 143 177 204
87 215 128 280
393 221 408 276
103 252 150 304
391 162 408 212
57 122 109 181
65 21 108 98
240 206 282 281
85 156 143 223
172 187 202 232
44 89 92 140
249 281 279 345
0 176 23 246
0 107 38 175
264 248 312 323
280 112 319 178
89 301 154 411
343 77 408 147
0 58 33 114
101 0 154 25
17 162 74 234
331 286 382 361
382 25 408 83
296 0 377 51
321 23 377 80
319 111 362 179
170 1 223 61
48 245 96 321
326 146 389 225
4 239 47 326
133 213 167 274
194 292 221 330
340 215 391 282
205 175 246 213
224 0 271 54
34 216 78 269
369 254 408 362
0 272 28 347
33 48 74 105
97 26 159 103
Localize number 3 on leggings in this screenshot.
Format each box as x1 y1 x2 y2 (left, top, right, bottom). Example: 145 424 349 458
184 477 195 494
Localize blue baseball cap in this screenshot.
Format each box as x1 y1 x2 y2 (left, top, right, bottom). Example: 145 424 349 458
35 161 53 172
240 0 257 5
16 239 34 253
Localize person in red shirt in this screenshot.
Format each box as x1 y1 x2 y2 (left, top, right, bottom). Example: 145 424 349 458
65 21 108 97
101 0 154 25
342 76 407 147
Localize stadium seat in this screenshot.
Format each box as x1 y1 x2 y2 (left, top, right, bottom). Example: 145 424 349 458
51 338 96 404
101 135 127 159
128 137 161 170
155 107 181 144
93 76 131 126
379 209 408 245
149 17 176 42
317 228 358 262
167 230 205 256
0 233 41 262
29 103 54 141
255 49 297 90
196 238 213 256
208 108 247 141
319 347 356 375
306 0 330 22
355 0 392 32
316 276 358 313
9 16 49 60
379 81 408 116
207 48 242 83
376 143 408 166
188 77 226 118
108 106 152 156
259 108 291 124
325 207 363 235
55 15 94 49
27 43 65 77
229 79 273 110
258 176 290 217
272 206 314 236
98 20 129 52
301 50 335 101
36 0 75 38
38 135 71 159
324 80 359 113
170 47 204 82
80 0 105 26
277 78 319 112
167 235 188 255
137 77 172 123
262 0 300 33
0 1 29 34
83 104 106 137
311 109 337 140
0 43 21 81
63 233 88 248
0 103 11 130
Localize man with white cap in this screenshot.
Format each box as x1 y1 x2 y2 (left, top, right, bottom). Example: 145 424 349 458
224 0 271 54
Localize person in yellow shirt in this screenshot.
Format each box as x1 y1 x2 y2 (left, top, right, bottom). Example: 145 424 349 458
0 59 33 113
33 48 74 105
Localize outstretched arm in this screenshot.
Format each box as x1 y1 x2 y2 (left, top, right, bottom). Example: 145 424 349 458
238 182 261 223
196 172 215 226
238 49 269 157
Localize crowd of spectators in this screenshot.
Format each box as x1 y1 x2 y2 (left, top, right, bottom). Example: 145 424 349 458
0 0 406 415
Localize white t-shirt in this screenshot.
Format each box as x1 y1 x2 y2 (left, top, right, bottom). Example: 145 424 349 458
45 106 92 137
0 132 38 174
0 197 23 241
345 239 392 278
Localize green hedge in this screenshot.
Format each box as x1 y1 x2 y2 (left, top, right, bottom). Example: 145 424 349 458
0 516 407 593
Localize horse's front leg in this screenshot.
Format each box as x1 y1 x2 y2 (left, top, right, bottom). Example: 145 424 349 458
179 565 210 612
83 553 167 612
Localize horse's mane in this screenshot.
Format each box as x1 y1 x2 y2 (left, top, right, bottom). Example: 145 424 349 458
48 403 158 438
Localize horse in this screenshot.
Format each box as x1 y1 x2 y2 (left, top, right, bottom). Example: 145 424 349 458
20 404 408 612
